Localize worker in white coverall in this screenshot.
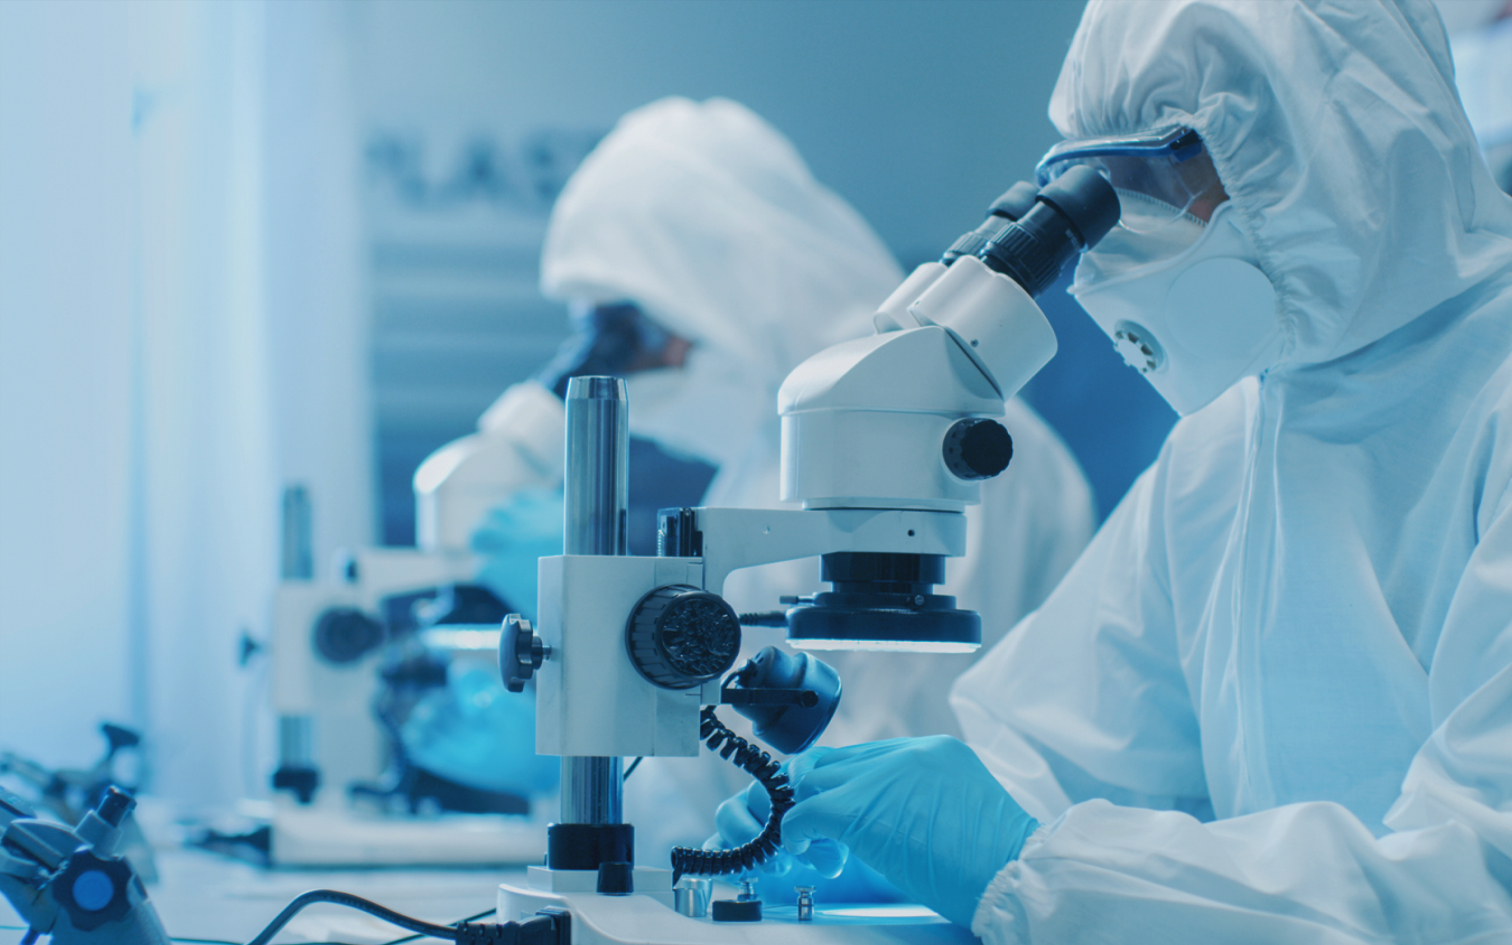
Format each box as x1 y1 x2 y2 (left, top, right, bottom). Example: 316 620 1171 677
731 0 1512 940
522 96 1095 885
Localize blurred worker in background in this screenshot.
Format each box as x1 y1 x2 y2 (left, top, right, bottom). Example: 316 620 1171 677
473 95 1096 892
1439 0 1512 195
734 1 1512 940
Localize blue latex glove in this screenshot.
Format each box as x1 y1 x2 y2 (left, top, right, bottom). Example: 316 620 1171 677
401 663 559 797
471 487 565 623
708 781 848 879
782 736 1039 928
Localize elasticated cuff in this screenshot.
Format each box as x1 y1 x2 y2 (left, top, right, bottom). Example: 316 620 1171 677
970 822 1052 944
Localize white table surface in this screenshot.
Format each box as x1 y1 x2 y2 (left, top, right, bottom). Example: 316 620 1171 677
1 848 529 945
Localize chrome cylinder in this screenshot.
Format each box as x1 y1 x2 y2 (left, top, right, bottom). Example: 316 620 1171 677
561 756 623 824
278 714 312 766
675 877 712 918
560 376 629 825
564 375 628 557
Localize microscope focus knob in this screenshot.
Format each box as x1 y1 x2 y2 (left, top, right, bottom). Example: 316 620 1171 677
312 608 384 665
499 615 550 693
942 418 1013 481
626 585 742 690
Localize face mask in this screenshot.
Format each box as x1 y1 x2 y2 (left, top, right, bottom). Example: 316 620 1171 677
1070 201 1286 416
622 345 770 471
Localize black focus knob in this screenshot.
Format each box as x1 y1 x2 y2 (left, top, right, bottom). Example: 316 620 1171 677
312 608 383 665
943 418 1013 481
499 615 550 693
596 860 634 896
625 585 741 690
711 898 763 922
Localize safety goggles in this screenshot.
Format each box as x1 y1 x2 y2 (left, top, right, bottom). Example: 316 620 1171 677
1037 127 1226 235
537 301 676 397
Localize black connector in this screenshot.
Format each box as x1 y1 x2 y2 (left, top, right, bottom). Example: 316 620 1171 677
454 909 569 945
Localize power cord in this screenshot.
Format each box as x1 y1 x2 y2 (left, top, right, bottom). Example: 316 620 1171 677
668 706 793 883
0 906 506 945
377 909 493 945
237 891 565 945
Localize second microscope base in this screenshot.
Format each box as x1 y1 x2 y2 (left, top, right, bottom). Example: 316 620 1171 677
498 875 978 945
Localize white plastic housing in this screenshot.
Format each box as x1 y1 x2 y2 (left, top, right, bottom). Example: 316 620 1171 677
779 257 1058 511
906 254 1058 399
270 547 473 807
778 325 1003 510
872 261 947 332
534 555 706 758
414 381 565 553
692 506 966 595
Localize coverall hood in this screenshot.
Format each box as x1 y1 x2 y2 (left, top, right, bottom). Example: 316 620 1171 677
1051 0 1512 366
540 96 903 389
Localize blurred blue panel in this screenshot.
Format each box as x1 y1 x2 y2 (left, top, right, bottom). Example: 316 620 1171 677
1022 267 1177 522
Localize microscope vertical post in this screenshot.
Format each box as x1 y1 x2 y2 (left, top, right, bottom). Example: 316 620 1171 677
560 377 628 827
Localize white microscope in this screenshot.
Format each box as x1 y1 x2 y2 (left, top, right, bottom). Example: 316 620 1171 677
265 380 565 866
495 167 1119 943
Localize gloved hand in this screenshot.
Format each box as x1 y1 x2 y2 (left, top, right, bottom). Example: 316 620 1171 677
401 664 560 797
781 736 1039 928
706 781 905 904
471 487 565 623
708 780 848 879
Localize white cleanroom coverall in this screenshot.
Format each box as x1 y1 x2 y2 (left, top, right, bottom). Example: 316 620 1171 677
952 1 1512 942
540 97 1095 849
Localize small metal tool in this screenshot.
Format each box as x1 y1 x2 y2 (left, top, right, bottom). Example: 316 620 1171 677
795 885 816 922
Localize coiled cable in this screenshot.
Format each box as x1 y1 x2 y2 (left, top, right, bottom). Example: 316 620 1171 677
669 706 793 883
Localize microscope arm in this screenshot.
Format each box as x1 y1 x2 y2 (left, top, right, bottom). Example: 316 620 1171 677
672 507 966 600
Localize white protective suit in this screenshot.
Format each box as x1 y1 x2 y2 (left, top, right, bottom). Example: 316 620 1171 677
951 2 1512 942
541 97 1095 850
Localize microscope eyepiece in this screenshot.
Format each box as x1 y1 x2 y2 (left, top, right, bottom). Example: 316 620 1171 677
1038 165 1121 248
988 180 1040 220
977 165 1121 298
940 180 1042 266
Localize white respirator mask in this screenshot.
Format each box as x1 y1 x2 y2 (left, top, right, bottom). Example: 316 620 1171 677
1069 199 1286 416
622 344 769 471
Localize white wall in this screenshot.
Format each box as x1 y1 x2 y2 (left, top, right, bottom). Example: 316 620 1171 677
0 0 370 806
353 0 1087 261
0 0 137 770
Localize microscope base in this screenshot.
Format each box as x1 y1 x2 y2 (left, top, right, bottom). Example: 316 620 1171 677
498 877 977 944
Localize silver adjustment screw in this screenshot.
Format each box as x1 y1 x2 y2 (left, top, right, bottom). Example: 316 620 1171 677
739 878 759 901
795 886 815 922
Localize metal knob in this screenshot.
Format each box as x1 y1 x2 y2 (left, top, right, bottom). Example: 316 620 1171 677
942 418 1013 481
625 585 741 690
499 615 550 693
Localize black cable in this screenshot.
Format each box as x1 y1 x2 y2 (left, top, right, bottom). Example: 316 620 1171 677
244 890 458 945
0 895 496 945
166 904 498 945
173 938 371 945
622 757 643 780
668 706 793 883
378 908 494 945
737 611 787 628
